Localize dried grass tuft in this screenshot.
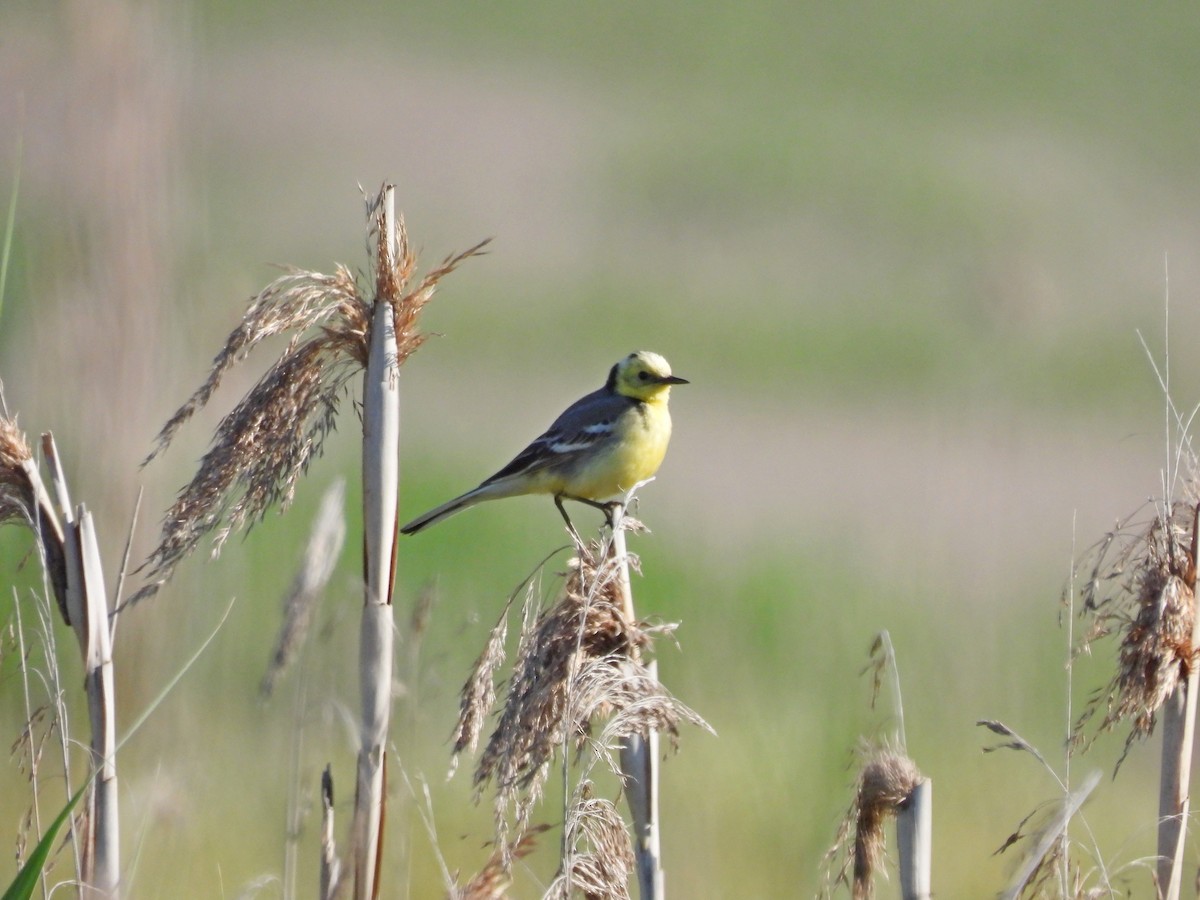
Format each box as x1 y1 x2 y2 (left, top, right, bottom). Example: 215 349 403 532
0 416 36 523
1071 501 1199 766
0 416 68 622
820 746 924 900
135 215 487 603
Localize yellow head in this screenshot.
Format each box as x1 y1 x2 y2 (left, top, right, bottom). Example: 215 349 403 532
608 351 688 402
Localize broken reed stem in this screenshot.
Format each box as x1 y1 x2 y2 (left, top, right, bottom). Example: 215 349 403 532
1156 505 1200 900
895 778 931 900
45 433 120 898
609 493 663 900
353 185 400 900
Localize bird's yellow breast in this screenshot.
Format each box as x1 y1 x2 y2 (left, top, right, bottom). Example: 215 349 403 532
566 397 673 499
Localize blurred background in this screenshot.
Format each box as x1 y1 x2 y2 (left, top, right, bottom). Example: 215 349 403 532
2 1 1200 896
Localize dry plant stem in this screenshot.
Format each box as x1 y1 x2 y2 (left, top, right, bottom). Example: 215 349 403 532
353 186 400 900
609 494 664 900
46 433 120 897
1156 510 1200 900
620 659 663 900
895 778 931 900
79 511 119 898
321 766 340 900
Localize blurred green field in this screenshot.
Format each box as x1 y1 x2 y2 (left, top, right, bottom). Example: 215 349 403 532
2 1 1200 896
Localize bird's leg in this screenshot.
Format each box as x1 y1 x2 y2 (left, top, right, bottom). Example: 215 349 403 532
555 494 586 547
560 494 624 531
600 501 623 530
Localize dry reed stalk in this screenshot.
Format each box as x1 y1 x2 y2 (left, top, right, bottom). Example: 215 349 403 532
136 184 484 898
1071 500 1200 897
895 777 931 900
820 746 924 900
607 499 663 900
352 186 402 900
44 434 120 898
1 419 120 895
452 519 708 896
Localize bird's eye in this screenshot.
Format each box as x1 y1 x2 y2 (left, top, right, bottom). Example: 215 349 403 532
637 370 650 380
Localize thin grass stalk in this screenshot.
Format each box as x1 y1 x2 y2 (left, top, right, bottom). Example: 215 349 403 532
999 769 1101 900
610 493 663 900
12 589 51 899
33 574 83 888
353 185 400 900
1154 505 1200 900
895 778 931 900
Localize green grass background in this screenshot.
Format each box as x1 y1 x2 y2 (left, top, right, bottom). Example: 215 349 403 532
1 1 1199 896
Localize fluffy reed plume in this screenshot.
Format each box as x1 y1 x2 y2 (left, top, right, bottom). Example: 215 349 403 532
136 216 487 602
0 416 68 622
545 782 636 900
1072 501 1198 763
454 540 708 854
820 746 924 900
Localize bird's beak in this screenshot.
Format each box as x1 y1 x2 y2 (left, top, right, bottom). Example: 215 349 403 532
658 375 689 385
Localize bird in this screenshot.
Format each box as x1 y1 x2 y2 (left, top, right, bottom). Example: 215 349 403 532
400 350 687 536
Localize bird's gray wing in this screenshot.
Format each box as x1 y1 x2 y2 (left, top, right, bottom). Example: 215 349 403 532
482 388 635 485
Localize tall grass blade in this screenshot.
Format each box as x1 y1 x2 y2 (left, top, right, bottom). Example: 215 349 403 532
2 782 89 900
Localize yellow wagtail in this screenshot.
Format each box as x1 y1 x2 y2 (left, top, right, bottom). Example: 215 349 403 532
400 350 687 535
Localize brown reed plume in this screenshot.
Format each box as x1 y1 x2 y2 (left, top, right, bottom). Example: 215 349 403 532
1072 492 1200 897
545 781 636 900
452 538 709 867
0 416 68 623
820 745 924 900
136 215 487 602
1072 501 1198 763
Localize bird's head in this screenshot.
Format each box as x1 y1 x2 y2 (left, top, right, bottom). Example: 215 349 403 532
608 351 689 401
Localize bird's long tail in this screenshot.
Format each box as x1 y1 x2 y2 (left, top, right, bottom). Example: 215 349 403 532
400 481 516 534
